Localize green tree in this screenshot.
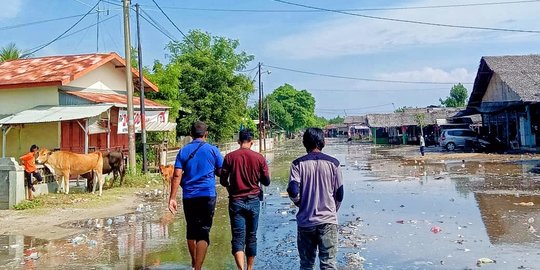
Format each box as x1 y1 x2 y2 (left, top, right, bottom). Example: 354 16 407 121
0 43 29 62
414 113 426 136
146 30 254 142
327 116 344 124
440 83 468 107
266 84 318 133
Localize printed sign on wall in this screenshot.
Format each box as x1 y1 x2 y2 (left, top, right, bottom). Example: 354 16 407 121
117 109 168 134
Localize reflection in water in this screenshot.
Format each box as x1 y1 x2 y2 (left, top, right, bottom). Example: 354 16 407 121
476 193 540 245
3 141 540 269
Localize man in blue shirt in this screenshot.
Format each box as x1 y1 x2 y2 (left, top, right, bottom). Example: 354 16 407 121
169 121 224 270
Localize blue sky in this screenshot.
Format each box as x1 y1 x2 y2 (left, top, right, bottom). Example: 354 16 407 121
2 0 540 118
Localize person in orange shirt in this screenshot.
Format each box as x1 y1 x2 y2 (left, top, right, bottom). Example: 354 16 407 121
19 145 43 193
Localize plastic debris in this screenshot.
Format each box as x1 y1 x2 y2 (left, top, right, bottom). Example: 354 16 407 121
430 226 442 234
476 257 496 266
87 240 97 247
513 202 534 206
528 217 535 224
70 234 87 245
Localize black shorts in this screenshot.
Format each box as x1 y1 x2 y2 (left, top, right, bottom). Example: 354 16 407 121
24 171 43 186
183 196 217 244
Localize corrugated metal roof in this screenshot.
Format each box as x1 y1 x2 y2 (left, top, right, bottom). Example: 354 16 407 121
146 121 177 132
63 91 168 109
0 105 112 125
0 52 158 92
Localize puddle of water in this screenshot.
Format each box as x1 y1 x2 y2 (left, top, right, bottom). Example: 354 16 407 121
2 141 540 269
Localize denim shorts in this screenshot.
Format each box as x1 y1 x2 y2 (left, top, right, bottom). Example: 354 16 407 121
183 196 216 244
229 196 261 256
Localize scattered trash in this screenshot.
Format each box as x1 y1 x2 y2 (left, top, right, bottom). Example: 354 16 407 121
528 225 537 234
476 257 496 266
26 252 39 260
513 202 534 206
70 234 87 245
528 217 535 224
396 220 405 224
87 240 97 247
430 226 442 234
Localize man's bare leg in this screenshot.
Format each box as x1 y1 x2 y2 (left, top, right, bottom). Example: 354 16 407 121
233 251 245 270
247 256 255 270
187 240 196 268
194 240 209 270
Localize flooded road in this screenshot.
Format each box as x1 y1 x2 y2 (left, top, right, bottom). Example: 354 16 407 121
2 141 540 269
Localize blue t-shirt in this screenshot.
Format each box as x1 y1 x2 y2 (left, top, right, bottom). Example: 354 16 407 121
174 138 223 199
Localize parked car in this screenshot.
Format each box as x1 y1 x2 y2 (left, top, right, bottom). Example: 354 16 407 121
438 129 478 151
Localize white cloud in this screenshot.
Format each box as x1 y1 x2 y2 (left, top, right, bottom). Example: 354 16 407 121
376 67 475 84
0 0 23 20
267 0 540 59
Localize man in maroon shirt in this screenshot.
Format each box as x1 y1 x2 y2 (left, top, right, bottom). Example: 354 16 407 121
220 129 270 270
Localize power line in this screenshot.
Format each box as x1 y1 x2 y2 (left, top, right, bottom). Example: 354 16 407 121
0 12 99 31
25 14 118 54
273 0 540 34
139 0 540 13
316 103 395 111
22 0 101 57
264 64 471 85
151 0 191 42
140 9 177 41
312 88 448 92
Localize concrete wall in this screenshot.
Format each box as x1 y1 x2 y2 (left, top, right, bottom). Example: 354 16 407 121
0 122 60 158
68 62 128 93
0 86 58 115
482 74 521 103
0 158 25 209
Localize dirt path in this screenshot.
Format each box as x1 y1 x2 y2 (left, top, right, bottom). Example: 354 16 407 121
0 188 151 240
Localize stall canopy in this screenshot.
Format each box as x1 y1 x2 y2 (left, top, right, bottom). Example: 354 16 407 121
0 105 112 157
0 105 112 125
145 121 177 132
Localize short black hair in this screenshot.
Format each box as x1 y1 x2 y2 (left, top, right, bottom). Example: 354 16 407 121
190 121 208 138
303 128 325 151
238 129 253 143
30 145 39 152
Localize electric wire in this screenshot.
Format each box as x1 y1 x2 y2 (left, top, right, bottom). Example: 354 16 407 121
0 12 99 31
139 0 540 13
25 14 118 54
273 0 540 34
264 64 471 85
140 9 177 41
22 0 102 57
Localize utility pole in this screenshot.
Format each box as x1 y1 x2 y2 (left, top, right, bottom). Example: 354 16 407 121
262 82 266 152
135 4 147 173
123 0 136 173
258 62 263 153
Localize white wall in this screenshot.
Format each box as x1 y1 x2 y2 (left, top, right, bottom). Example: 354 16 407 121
0 86 58 115
67 62 128 93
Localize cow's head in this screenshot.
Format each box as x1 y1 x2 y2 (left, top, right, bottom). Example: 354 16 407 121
36 148 53 164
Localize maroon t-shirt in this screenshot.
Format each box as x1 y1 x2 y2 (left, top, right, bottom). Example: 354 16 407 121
220 148 270 199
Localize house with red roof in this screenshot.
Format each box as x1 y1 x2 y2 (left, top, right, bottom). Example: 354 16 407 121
0 52 174 158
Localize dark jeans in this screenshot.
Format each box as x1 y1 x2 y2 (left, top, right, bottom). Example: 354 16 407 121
297 223 338 270
183 196 216 244
420 146 425 156
229 196 260 257
24 171 43 188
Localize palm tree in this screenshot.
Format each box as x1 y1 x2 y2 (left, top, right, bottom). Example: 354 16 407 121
0 43 29 62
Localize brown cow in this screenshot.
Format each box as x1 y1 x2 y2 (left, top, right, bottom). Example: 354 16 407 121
36 149 105 196
82 151 125 192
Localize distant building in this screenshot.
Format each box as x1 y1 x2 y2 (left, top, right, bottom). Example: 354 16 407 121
343 115 370 139
467 54 540 149
366 107 473 145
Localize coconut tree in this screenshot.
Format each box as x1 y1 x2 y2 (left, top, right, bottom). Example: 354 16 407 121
0 43 28 62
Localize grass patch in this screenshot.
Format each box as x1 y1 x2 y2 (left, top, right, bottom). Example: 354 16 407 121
13 173 163 211
14 199 43 210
